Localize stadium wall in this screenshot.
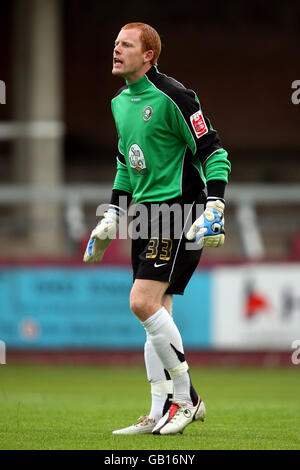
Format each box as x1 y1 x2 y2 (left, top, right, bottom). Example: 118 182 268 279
1 261 300 367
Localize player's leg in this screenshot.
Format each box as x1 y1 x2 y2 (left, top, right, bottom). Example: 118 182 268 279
145 293 173 424
119 203 205 435
130 233 175 411
112 340 172 434
129 278 169 322
161 292 200 422
130 279 198 410
149 236 206 434
161 293 173 316
112 280 172 434
144 290 205 434
131 212 206 434
146 293 198 426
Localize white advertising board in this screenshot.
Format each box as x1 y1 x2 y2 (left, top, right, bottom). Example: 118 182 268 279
212 264 300 350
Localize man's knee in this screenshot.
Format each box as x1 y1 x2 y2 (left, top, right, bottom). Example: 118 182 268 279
130 293 154 319
130 288 162 320
130 279 170 321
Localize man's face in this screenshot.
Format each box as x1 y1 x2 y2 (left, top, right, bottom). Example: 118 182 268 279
112 28 151 82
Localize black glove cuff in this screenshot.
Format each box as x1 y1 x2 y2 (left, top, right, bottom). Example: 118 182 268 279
206 180 226 200
109 189 132 216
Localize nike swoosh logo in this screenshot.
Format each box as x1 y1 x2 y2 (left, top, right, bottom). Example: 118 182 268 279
154 262 168 268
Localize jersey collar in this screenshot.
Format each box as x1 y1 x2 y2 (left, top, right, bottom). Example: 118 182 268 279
126 66 158 95
145 65 158 82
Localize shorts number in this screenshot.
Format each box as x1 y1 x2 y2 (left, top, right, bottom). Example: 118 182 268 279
145 238 159 259
160 239 172 261
145 238 172 261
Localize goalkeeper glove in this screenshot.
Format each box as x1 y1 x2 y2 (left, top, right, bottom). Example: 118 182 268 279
186 199 225 248
83 209 119 263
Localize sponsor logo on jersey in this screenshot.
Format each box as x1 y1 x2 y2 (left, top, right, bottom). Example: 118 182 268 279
128 143 148 174
190 110 208 138
142 105 153 121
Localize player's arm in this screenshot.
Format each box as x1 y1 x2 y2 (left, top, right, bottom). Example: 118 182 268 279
187 128 231 246
186 150 230 248
187 179 226 247
83 149 133 263
172 88 230 247
186 149 231 247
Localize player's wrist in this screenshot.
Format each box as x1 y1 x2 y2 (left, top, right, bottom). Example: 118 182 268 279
105 206 122 224
206 180 226 200
206 196 225 204
206 197 225 213
110 189 132 214
205 199 225 217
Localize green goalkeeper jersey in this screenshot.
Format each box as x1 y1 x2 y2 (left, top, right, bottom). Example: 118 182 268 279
111 66 230 203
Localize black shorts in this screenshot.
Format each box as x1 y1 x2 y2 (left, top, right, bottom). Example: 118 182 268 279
131 195 205 295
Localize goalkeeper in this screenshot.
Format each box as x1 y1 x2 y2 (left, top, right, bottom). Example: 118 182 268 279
84 22 231 435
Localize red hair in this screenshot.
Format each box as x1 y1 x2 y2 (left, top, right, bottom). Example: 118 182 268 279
122 22 161 66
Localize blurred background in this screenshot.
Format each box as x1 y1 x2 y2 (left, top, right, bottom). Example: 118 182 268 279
0 0 300 366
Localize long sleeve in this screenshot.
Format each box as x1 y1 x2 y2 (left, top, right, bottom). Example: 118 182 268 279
112 150 133 194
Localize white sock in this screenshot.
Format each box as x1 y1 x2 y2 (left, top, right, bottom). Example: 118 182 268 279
144 336 173 422
149 394 170 423
142 307 195 406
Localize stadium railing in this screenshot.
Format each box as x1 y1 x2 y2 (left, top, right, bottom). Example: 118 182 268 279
0 183 300 260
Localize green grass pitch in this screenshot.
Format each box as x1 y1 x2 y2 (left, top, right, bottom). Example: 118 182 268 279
0 363 300 450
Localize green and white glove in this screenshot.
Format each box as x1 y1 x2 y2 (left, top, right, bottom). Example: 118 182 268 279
83 209 119 263
186 199 225 248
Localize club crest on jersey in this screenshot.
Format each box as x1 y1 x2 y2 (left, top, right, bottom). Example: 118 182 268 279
190 110 208 138
129 143 148 174
142 105 153 121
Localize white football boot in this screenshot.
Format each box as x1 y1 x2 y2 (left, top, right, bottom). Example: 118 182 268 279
152 396 206 435
112 415 156 435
